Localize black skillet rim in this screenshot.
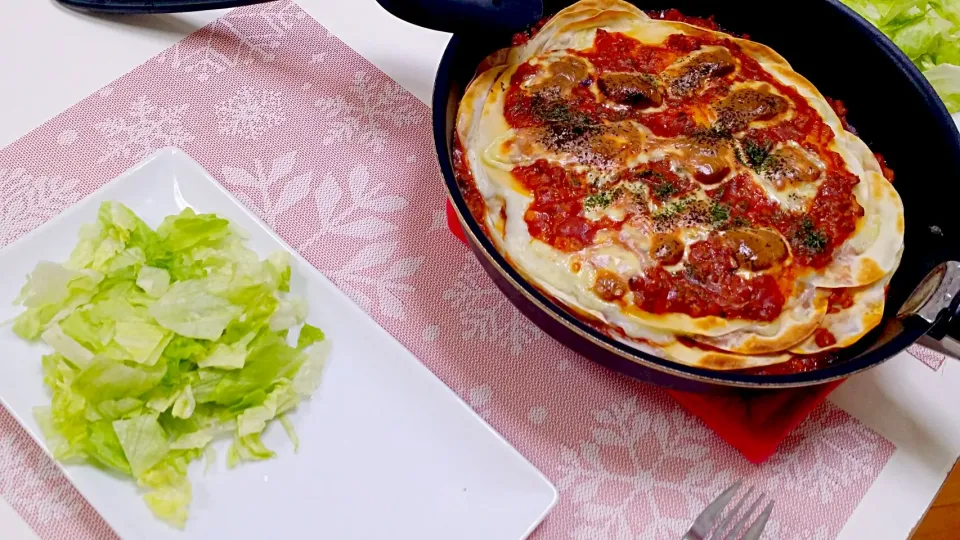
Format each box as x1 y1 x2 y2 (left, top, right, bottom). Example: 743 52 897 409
431 0 954 387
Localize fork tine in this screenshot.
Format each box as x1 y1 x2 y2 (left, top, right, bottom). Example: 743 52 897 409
721 492 764 540
686 480 743 537
707 486 755 540
741 500 775 540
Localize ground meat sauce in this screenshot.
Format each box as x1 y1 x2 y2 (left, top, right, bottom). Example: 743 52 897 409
743 352 839 376
631 240 785 321
513 160 620 251
826 287 855 313
511 16 550 46
813 328 839 348
450 9 886 375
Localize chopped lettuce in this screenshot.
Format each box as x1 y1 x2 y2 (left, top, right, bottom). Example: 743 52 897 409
148 279 242 340
137 266 171 298
296 324 326 350
113 415 170 477
842 0 960 112
925 62 960 111
13 202 328 528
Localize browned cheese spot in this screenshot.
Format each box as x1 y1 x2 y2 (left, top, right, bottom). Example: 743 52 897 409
676 139 732 184
593 268 629 302
598 72 663 107
765 145 820 189
668 48 736 97
715 88 788 131
529 57 590 94
588 123 648 165
720 229 789 271
698 352 747 370
651 234 686 265
652 199 714 233
856 258 885 284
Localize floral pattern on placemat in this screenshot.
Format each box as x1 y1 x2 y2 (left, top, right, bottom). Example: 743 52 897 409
0 2 898 538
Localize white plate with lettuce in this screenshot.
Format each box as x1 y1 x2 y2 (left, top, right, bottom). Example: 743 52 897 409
0 148 557 539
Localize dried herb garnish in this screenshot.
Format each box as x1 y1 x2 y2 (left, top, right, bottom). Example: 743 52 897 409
530 94 593 127
708 202 730 225
739 139 774 171
652 181 678 199
625 182 646 201
532 94 599 153
731 215 752 228
692 125 732 142
794 217 828 253
653 197 694 221
638 169 666 181
584 187 624 210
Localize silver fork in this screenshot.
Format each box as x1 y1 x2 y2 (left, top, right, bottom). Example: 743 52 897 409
682 480 775 540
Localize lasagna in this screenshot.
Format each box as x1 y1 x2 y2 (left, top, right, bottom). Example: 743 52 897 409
453 0 904 371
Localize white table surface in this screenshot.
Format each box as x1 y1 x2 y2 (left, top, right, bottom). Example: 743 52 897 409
2 1 960 539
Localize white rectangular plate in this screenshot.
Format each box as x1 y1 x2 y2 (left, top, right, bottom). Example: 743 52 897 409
0 148 557 539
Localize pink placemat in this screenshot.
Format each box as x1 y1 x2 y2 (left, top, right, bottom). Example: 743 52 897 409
0 2 920 537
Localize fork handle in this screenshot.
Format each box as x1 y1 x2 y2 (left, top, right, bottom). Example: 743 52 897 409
55 0 274 14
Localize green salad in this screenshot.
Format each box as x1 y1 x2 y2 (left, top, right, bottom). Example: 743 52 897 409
842 0 960 112
12 202 329 528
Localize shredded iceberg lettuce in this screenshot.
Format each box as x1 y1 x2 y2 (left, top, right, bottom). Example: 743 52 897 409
13 202 330 528
842 0 960 112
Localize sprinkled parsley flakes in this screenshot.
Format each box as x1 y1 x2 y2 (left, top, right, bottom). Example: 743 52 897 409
653 197 694 221
794 217 828 253
584 187 624 210
652 181 678 199
738 139 775 172
708 202 730 225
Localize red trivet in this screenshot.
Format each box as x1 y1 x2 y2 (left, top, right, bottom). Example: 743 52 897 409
445 199 840 463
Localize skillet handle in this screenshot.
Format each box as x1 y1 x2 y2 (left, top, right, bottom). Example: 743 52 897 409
54 0 273 13
374 0 543 35
898 261 960 359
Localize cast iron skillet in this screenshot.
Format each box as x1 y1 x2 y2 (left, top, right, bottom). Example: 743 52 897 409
431 0 960 390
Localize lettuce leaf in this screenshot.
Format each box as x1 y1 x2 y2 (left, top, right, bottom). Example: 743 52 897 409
842 0 960 112
12 202 328 528
148 278 242 340
296 323 326 350
925 62 960 111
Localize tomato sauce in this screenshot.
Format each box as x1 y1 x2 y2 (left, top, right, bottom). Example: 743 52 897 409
813 328 838 348
581 30 682 74
875 153 895 182
743 353 837 375
511 16 549 46
621 162 695 203
513 160 618 252
630 239 785 321
826 288 855 314
710 173 784 227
